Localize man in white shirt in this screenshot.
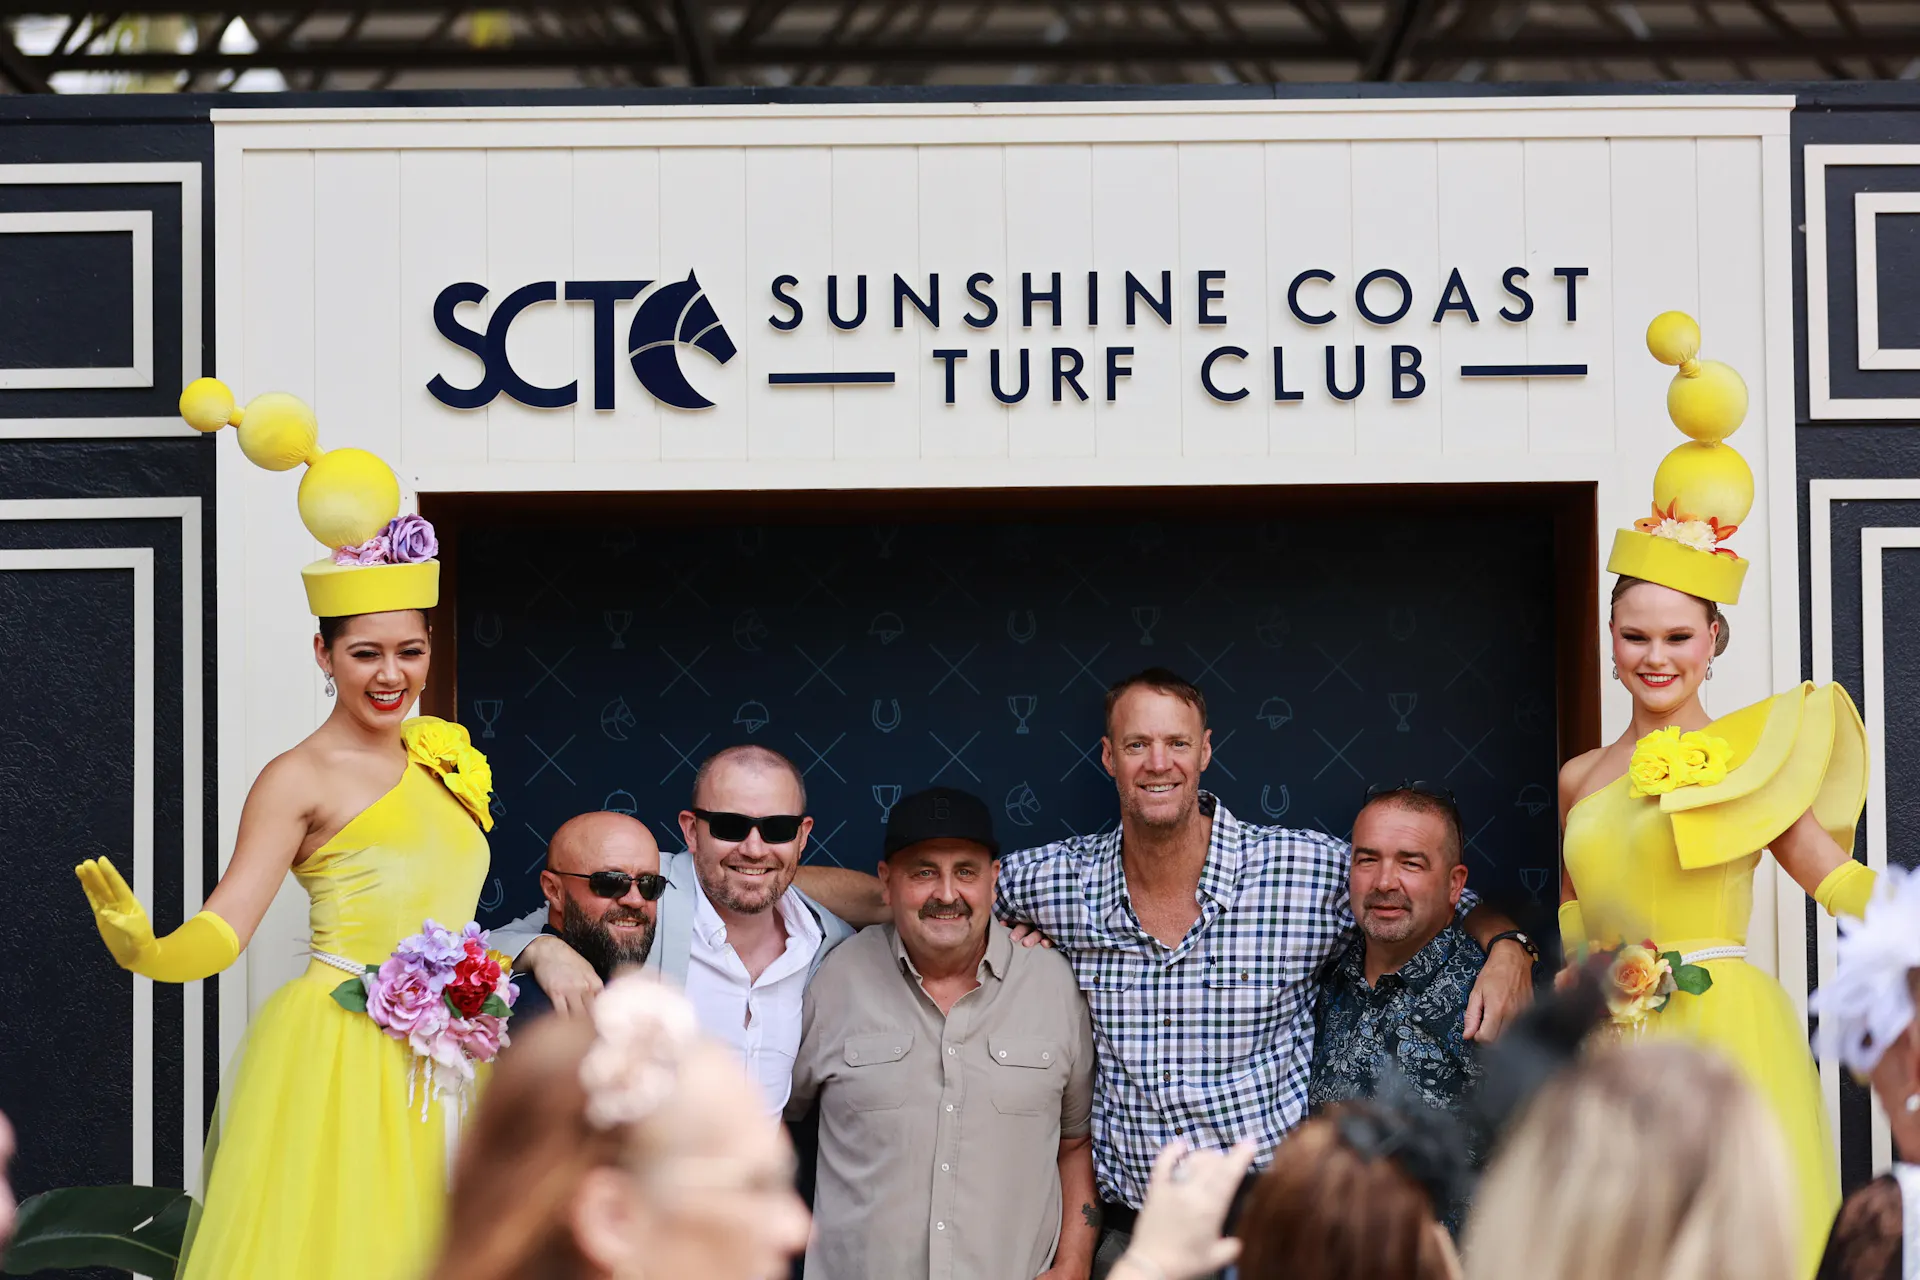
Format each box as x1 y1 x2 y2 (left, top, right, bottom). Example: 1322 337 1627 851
498 744 852 1111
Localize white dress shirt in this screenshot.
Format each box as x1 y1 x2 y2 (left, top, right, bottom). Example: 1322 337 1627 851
684 882 824 1114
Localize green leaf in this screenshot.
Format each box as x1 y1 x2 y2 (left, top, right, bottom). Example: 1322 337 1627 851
330 977 368 1013
1660 950 1685 969
480 993 511 1018
1672 965 1715 996
2 1185 197 1276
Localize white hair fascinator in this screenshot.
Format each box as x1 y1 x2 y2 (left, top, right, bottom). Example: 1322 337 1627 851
579 974 701 1131
1813 865 1920 1077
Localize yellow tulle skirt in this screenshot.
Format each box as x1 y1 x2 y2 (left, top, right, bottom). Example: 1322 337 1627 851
177 963 457 1280
1646 954 1837 1279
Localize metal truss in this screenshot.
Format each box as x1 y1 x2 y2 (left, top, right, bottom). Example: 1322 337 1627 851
2 0 1918 92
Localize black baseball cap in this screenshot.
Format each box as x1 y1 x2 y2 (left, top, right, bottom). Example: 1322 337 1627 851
884 787 1001 859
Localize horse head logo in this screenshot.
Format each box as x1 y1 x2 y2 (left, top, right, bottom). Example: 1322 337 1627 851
627 270 737 410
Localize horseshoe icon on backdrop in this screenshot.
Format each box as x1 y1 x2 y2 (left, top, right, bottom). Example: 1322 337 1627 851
1260 784 1291 818
1007 610 1038 645
872 698 902 733
474 612 504 648
478 877 505 912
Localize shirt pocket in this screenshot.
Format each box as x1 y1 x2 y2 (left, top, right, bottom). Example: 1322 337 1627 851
839 1031 915 1112
1200 949 1291 1068
987 1035 1062 1116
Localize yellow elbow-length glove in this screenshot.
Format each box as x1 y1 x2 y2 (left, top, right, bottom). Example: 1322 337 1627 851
1558 899 1587 963
75 857 239 982
1814 860 1877 921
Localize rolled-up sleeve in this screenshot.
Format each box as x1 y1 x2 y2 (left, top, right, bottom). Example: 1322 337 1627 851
1060 991 1095 1141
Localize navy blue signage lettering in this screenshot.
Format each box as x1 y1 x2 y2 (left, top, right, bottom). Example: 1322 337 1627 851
428 263 1592 413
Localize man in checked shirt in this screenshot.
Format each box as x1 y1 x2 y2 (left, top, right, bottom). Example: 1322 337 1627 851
800 667 1534 1277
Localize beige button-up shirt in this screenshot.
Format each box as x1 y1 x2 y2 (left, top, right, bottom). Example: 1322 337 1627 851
788 919 1096 1280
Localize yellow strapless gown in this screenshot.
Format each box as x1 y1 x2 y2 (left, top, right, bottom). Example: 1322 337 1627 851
1565 682 1869 1279
178 719 491 1280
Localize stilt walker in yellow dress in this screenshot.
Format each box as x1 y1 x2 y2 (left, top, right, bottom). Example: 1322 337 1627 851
1558 312 1879 1279
74 380 497 1280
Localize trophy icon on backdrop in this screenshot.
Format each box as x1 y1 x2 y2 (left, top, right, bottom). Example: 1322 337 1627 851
472 699 503 740
873 784 902 824
1132 605 1161 645
1388 692 1418 733
604 609 634 650
1520 867 1551 906
1007 694 1037 735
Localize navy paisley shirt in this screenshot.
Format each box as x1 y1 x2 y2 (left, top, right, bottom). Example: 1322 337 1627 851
1309 922 1487 1227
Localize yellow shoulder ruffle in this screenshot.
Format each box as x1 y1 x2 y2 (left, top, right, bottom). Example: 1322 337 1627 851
401 716 496 832
1660 682 1866 870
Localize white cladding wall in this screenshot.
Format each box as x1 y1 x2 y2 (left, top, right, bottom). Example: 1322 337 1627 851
212 99 1800 1037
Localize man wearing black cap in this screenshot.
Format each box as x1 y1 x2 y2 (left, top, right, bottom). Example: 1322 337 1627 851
787 787 1099 1280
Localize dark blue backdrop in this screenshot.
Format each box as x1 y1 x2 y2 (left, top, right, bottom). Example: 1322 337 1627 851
458 509 1562 931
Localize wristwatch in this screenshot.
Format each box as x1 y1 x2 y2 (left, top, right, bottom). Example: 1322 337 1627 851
1486 929 1540 964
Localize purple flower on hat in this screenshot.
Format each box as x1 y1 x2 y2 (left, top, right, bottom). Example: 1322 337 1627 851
333 535 391 567
384 514 438 565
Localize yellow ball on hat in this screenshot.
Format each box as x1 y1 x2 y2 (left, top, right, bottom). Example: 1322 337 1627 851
180 378 436 616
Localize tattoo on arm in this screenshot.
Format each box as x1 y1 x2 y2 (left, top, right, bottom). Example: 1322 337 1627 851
1081 1202 1101 1231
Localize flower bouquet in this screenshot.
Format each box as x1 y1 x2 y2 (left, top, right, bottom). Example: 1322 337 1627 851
330 919 517 1117
1593 939 1714 1033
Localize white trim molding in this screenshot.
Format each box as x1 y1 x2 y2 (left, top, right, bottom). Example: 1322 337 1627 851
0 210 154 390
0 545 153 1185
1854 193 1920 373
0 162 202 438
1805 144 1920 419
0 498 206 1191
1858 524 1915 1178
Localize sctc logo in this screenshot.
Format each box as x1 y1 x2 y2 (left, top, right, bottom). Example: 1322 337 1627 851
427 270 736 412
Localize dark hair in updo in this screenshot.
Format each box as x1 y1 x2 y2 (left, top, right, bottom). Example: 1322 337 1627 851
1610 576 1730 657
317 609 431 649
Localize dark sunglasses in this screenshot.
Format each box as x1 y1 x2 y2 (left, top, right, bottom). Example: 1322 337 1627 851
553 870 671 901
692 809 806 844
1363 780 1461 813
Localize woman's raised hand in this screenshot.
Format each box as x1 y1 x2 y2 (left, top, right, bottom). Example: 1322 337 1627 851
1114 1139 1258 1280
75 857 155 968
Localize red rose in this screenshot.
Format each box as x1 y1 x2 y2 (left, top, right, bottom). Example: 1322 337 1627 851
446 953 503 1018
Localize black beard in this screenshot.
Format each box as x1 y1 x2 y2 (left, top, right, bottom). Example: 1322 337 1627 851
558 894 656 981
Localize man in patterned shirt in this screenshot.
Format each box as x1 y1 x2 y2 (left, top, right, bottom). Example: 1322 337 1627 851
1308 784 1501 1234
798 668 1534 1275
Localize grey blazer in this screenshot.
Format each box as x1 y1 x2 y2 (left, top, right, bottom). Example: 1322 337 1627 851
490 850 855 985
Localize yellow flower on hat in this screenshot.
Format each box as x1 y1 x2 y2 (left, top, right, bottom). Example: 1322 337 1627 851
402 718 495 831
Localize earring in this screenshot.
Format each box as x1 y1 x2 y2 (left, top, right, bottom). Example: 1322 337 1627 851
1905 1093 1919 1114
324 673 336 698
1611 663 1619 680
1706 661 1714 681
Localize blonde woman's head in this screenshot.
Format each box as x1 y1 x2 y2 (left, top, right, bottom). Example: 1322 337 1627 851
434 976 811 1280
1462 1041 1794 1280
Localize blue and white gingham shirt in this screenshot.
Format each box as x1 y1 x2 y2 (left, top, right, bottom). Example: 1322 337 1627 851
995 792 1478 1208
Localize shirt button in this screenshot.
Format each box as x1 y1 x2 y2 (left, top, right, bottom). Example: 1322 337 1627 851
998 1050 1007 1059
941 1163 950 1172
946 1103 955 1112
1174 1127 1184 1135
1163 1017 1173 1027
1240 971 1249 980
936 1222 946 1231
947 1047 955 1056
1162 1071 1171 1082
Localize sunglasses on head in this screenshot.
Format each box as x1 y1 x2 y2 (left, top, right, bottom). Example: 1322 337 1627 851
692 809 806 844
1363 780 1461 813
553 870 671 901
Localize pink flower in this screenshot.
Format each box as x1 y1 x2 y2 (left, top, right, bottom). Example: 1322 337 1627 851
458 1013 509 1062
367 959 449 1042
415 1019 476 1081
333 535 391 567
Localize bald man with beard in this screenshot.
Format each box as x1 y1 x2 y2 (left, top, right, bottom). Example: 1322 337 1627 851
509 811 664 1020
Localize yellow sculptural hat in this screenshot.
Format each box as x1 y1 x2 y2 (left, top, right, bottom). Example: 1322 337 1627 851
1605 311 1753 606
179 378 439 617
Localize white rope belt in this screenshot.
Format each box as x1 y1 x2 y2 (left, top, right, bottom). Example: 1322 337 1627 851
310 948 366 976
1679 945 1747 965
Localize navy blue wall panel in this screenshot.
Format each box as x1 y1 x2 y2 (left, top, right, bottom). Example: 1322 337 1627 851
459 509 1562 938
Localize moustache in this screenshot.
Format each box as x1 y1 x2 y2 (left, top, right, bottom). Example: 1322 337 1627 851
919 900 973 920
1363 891 1412 913
600 906 652 926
